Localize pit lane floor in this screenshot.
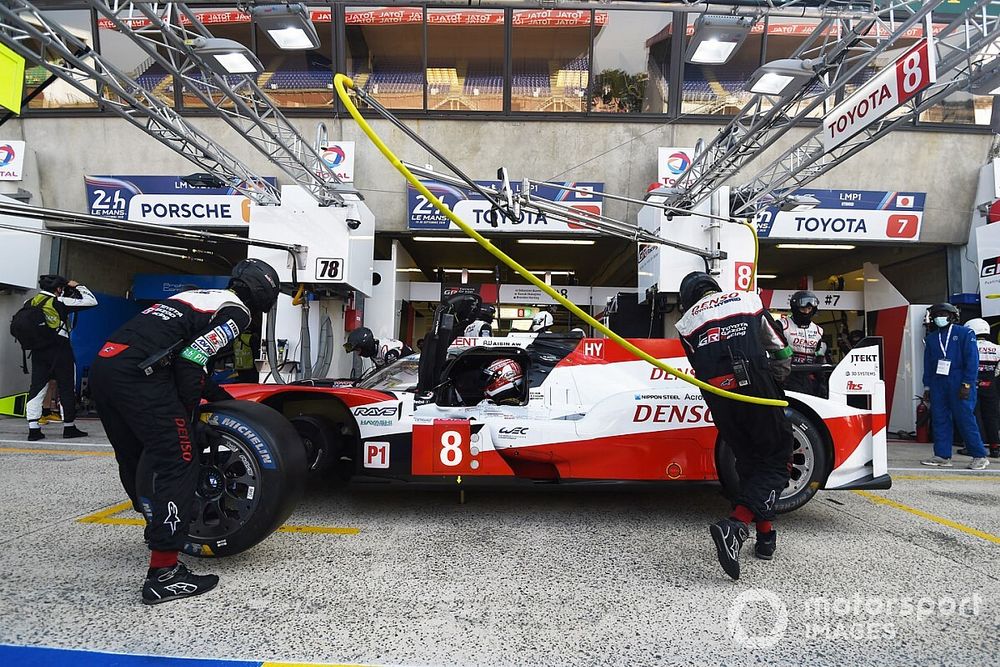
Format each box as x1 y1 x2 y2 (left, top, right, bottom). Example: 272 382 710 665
0 417 998 667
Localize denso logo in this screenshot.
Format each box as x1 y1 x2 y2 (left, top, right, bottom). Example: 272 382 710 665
632 404 713 424
690 292 741 316
650 367 695 380
498 427 529 435
354 406 397 417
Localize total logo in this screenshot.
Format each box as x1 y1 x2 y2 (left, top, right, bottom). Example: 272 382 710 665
666 151 690 175
321 145 346 168
0 144 15 167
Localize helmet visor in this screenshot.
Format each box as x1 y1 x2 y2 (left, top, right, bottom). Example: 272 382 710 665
793 295 819 309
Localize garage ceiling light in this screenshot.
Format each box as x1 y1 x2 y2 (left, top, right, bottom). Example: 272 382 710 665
251 3 321 51
442 268 492 274
396 267 424 273
756 274 777 279
517 239 596 245
414 236 477 243
685 15 754 65
532 270 575 276
189 37 263 75
776 243 856 250
747 58 818 96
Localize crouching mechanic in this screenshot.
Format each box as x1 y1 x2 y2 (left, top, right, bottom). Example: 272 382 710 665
675 271 794 580
89 259 280 604
344 327 414 369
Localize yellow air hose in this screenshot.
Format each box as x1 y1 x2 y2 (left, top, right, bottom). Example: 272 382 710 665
333 74 786 408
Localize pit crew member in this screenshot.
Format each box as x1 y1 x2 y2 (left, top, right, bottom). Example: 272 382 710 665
964 319 1000 459
90 259 280 604
344 327 414 369
675 271 794 580
778 290 826 396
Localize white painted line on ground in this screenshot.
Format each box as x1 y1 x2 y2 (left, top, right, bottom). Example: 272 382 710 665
889 466 1000 474
0 439 112 448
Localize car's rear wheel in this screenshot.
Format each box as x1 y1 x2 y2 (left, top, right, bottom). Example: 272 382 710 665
714 406 829 515
186 400 307 557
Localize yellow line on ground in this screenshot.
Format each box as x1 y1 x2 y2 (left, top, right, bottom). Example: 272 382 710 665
77 502 359 535
853 490 1000 546
0 446 113 456
895 474 1000 482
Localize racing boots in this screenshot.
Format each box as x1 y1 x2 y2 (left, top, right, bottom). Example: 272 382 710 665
709 517 749 581
62 425 88 439
142 562 219 605
27 428 44 441
754 530 777 560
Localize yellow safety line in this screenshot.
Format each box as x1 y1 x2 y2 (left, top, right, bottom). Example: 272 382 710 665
894 474 1000 482
853 490 1000 546
0 446 113 456
332 74 785 408
77 502 360 535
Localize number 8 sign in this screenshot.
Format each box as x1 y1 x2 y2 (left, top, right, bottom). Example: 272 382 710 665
431 419 472 473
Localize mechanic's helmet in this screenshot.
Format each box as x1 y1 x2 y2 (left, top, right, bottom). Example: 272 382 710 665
530 309 554 332
229 259 280 313
343 327 377 358
445 293 484 326
474 304 496 323
928 302 960 328
789 290 820 326
38 274 67 292
483 358 524 403
966 318 991 338
678 271 721 312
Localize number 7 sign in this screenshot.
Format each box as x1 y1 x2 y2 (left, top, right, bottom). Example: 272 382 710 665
886 214 919 239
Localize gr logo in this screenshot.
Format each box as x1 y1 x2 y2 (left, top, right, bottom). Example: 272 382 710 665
981 256 1000 278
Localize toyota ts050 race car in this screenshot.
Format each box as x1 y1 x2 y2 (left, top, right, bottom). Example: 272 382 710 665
187 318 890 557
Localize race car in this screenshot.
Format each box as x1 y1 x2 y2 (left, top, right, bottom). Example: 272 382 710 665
188 317 890 557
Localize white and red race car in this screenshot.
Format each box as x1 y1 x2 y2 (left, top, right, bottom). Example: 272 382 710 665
190 330 889 557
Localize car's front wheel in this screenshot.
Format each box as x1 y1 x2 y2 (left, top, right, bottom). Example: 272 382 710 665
186 400 307 557
714 406 829 515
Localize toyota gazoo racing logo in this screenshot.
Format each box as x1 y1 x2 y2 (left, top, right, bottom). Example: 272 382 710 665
981 256 1000 277
666 151 690 175
698 327 721 347
0 144 15 167
321 145 346 168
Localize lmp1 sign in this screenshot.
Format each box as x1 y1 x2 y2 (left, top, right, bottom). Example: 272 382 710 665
822 37 936 152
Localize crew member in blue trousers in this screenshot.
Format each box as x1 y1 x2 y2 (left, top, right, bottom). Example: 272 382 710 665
921 303 991 470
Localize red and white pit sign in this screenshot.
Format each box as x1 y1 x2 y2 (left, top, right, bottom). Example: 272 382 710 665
822 33 936 152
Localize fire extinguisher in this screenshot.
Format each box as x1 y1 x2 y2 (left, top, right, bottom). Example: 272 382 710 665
344 291 362 332
915 395 931 443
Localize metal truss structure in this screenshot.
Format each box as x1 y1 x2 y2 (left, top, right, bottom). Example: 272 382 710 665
0 0 343 206
669 0 1000 216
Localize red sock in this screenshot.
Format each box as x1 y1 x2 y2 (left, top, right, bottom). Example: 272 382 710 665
149 550 178 570
730 505 754 524
756 520 773 533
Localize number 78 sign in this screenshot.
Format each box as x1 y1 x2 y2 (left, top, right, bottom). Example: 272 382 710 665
822 32 936 152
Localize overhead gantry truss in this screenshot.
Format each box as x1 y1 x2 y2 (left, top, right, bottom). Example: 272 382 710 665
0 0 344 206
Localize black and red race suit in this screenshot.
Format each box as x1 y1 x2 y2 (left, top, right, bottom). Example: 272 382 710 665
975 338 1000 445
675 290 795 522
89 290 250 551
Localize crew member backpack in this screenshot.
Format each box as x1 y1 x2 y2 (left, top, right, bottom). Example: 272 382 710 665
10 295 58 372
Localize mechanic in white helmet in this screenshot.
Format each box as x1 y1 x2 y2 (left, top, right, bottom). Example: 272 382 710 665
963 318 1000 459
463 304 495 337
530 306 554 333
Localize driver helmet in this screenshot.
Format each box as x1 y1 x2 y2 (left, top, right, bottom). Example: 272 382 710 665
483 358 524 403
789 290 820 326
966 317 991 338
344 326 377 358
229 259 280 313
530 310 553 332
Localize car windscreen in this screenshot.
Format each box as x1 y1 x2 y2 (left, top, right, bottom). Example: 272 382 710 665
356 355 420 391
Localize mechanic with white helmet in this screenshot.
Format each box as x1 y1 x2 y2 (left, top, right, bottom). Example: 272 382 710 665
530 306 554 333
344 326 413 369
463 304 496 337
675 271 794 580
963 318 1000 459
778 290 826 396
89 259 280 604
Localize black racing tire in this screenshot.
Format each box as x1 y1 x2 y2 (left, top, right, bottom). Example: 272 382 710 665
290 414 352 484
187 400 307 558
714 406 829 515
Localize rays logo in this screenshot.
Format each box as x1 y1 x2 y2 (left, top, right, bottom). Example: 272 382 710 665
321 145 346 168
666 151 690 175
981 256 1000 277
0 144 14 167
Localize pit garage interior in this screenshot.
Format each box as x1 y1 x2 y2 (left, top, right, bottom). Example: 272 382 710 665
2 0 1000 665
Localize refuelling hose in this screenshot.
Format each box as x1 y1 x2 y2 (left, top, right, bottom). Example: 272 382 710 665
333 74 786 408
